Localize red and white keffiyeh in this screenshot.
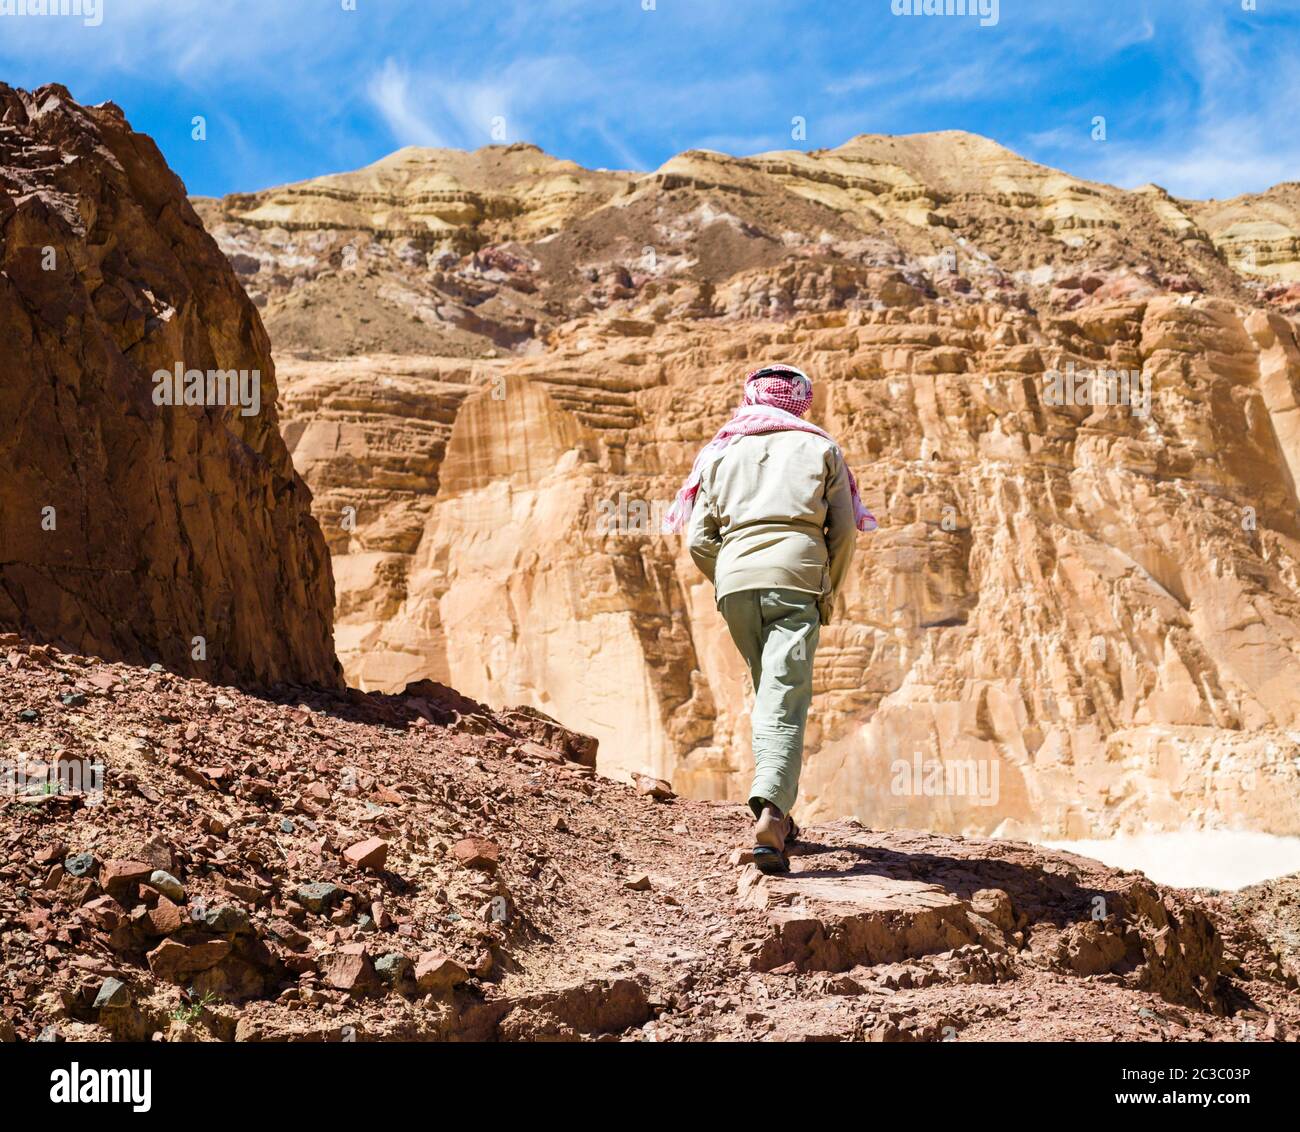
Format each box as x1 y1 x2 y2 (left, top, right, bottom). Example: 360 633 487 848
662 364 878 534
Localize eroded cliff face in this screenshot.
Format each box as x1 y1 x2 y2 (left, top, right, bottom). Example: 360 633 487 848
276 297 1300 838
197 130 1300 835
0 84 339 687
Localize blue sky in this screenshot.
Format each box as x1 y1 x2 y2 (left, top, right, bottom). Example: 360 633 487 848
1 0 1298 200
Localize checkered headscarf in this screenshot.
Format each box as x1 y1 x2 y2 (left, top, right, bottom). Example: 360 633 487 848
743 364 814 416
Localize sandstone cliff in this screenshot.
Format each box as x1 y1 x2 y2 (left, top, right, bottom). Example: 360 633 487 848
200 133 1300 836
0 84 340 687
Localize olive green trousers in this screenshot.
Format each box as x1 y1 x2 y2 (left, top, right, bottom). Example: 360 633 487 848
718 587 820 819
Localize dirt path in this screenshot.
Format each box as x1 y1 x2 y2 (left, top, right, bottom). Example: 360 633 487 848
1 635 1297 1042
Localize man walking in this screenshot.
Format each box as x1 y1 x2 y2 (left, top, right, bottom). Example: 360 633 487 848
664 364 875 873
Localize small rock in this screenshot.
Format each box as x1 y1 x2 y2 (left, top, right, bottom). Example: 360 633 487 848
321 946 379 993
35 843 65 865
451 837 499 872
147 870 185 902
167 1021 200 1042
100 859 153 900
199 904 251 934
18 708 39 723
296 882 345 913
414 952 469 994
375 953 413 986
79 894 122 930
343 837 390 871
87 670 119 692
59 692 87 708
631 773 674 800
823 974 866 996
221 878 264 905
624 874 652 892
148 897 184 936
142 835 173 871
147 938 231 981
267 918 311 950
970 888 1017 932
93 977 132 1010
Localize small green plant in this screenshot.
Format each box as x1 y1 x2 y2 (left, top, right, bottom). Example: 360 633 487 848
171 989 219 1023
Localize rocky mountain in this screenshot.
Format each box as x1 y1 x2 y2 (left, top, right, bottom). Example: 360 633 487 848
0 84 339 687
195 135 1300 839
193 129 1300 361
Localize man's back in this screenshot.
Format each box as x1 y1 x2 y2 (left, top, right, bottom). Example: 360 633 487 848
686 430 857 616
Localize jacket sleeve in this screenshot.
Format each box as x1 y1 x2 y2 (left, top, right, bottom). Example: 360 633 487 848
686 474 722 584
823 446 858 618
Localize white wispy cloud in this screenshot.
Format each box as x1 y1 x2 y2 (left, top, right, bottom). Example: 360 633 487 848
367 59 452 149
1022 7 1300 197
365 55 585 152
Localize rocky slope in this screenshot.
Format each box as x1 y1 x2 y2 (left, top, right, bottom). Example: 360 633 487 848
0 83 339 687
206 126 1300 837
2 634 1296 1042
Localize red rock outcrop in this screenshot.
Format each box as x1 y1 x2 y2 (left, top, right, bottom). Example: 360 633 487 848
2 635 1295 1042
0 84 339 687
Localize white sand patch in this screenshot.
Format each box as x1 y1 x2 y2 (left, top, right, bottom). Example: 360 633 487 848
1038 831 1300 891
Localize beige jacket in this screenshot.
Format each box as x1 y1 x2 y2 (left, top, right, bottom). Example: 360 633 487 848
686 430 858 624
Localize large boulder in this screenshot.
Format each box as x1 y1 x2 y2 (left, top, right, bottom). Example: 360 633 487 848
0 84 340 688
